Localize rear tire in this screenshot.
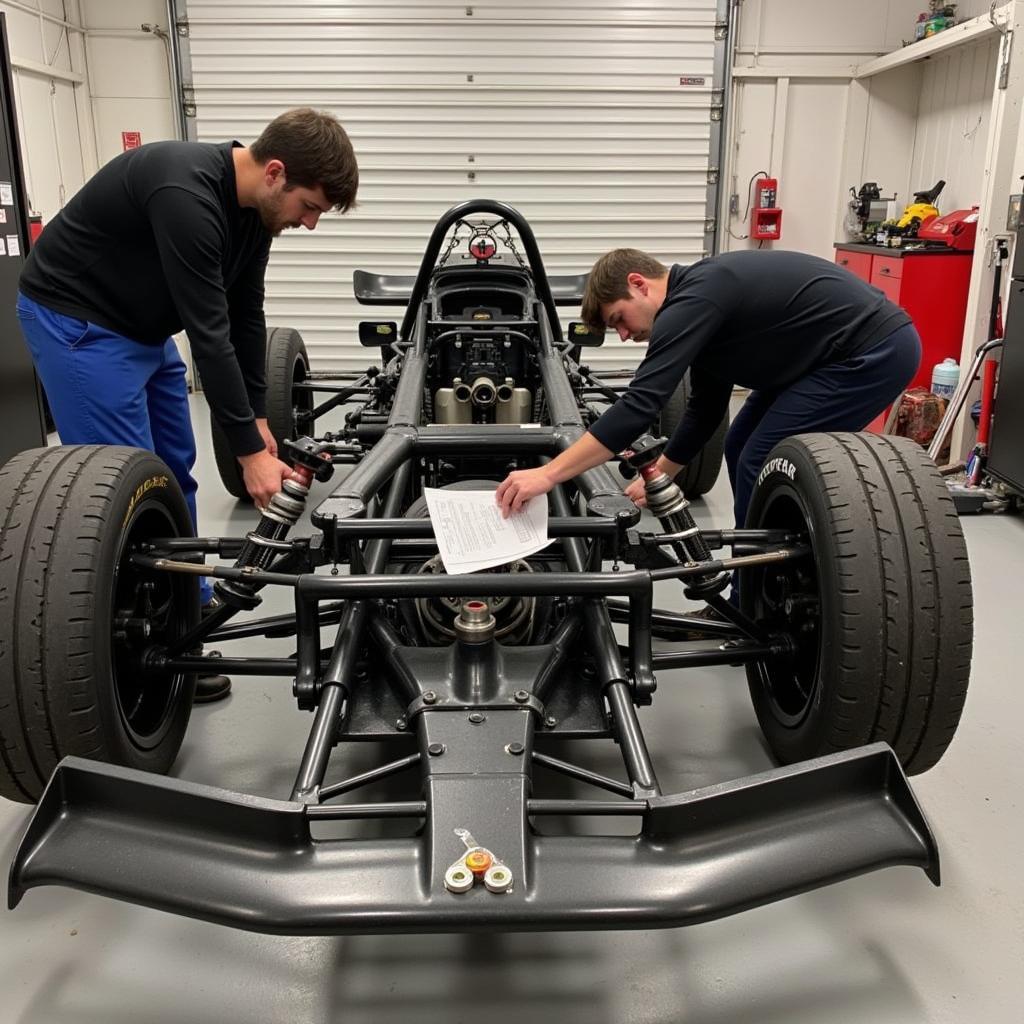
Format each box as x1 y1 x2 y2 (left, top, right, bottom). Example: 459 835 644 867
211 326 312 501
656 370 728 497
740 432 972 775
0 446 199 803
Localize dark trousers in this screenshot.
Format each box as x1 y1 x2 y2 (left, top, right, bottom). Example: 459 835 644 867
725 322 922 528
16 291 213 605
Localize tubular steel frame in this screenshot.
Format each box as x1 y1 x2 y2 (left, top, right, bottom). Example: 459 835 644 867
9 201 939 935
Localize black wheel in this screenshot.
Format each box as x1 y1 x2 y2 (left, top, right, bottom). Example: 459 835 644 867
210 326 313 501
0 446 200 803
656 370 728 496
739 432 972 775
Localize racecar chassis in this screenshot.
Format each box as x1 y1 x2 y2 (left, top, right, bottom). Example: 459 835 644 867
3 201 971 935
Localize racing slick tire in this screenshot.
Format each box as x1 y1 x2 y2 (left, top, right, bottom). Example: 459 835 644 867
211 326 313 501
0 446 200 803
739 432 972 776
656 369 728 497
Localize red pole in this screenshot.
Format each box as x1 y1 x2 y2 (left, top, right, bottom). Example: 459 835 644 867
977 359 998 447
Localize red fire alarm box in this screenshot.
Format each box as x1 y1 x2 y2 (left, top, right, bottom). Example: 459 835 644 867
751 176 782 241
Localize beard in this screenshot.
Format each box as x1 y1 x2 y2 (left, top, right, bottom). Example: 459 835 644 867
255 191 299 236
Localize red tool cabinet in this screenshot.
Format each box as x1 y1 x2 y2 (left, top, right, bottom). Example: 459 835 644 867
834 243 973 430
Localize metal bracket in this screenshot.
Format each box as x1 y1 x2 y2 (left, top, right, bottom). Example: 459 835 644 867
181 85 196 119
707 167 719 186
715 21 729 40
999 27 1013 89
176 15 189 37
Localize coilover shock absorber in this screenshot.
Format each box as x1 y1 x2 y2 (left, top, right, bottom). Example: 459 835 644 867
621 435 730 596
215 437 335 611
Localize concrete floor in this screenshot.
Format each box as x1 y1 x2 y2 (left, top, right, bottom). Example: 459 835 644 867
1 394 1022 1024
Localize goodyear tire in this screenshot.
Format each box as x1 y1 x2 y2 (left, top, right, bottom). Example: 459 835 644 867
0 446 199 803
656 370 728 497
739 432 972 775
211 326 313 500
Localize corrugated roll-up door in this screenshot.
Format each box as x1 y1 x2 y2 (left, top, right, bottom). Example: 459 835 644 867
180 0 726 371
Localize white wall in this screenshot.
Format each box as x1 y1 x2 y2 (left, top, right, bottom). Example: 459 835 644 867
722 0 998 259
81 0 177 166
1 0 177 221
0 0 92 223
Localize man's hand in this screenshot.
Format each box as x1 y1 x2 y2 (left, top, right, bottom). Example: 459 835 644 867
237 448 292 508
623 456 684 509
624 476 647 508
255 418 278 459
495 466 556 518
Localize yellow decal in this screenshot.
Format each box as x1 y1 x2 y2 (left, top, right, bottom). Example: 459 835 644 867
122 475 169 528
376 324 392 334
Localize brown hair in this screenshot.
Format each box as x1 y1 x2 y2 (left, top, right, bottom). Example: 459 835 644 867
250 108 359 212
581 248 668 334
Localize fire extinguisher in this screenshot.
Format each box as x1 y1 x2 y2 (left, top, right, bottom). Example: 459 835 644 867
750 176 782 241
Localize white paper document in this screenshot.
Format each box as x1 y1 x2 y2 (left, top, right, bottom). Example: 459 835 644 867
423 487 550 574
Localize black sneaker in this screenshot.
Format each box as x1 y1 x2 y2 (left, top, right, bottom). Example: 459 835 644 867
193 601 232 704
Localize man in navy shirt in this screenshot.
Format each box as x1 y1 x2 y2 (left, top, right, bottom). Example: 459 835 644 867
496 247 920 529
18 108 359 701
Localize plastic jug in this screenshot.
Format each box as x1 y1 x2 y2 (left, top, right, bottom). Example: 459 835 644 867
931 358 960 400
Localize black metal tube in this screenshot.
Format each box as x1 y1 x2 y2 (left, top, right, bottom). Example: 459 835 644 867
310 389 371 422
205 601 347 643
528 799 648 816
291 601 368 801
164 598 235 658
324 517 618 539
147 537 248 556
650 644 777 669
161 656 301 675
412 427 560 455
532 611 583 702
305 371 369 380
145 549 803 598
604 598 744 638
628 586 655 694
365 614 421 703
315 429 416 513
701 592 773 646
648 545 811 582
294 569 651 600
549 483 660 797
700 529 799 550
318 753 422 801
429 328 536 347
305 802 427 820
294 592 322 697
605 681 659 796
292 380 370 394
531 752 635 798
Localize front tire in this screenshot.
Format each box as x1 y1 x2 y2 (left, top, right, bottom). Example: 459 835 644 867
0 446 199 803
740 432 972 775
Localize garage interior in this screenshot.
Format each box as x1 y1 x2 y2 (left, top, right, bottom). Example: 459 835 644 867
0 1 1023 1022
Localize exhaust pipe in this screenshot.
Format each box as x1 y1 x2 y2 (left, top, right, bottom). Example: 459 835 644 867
470 377 497 407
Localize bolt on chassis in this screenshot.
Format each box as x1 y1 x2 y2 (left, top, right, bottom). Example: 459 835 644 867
2 201 972 934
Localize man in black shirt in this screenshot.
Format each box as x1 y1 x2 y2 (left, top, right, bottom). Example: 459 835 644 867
17 108 358 702
496 248 920 529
